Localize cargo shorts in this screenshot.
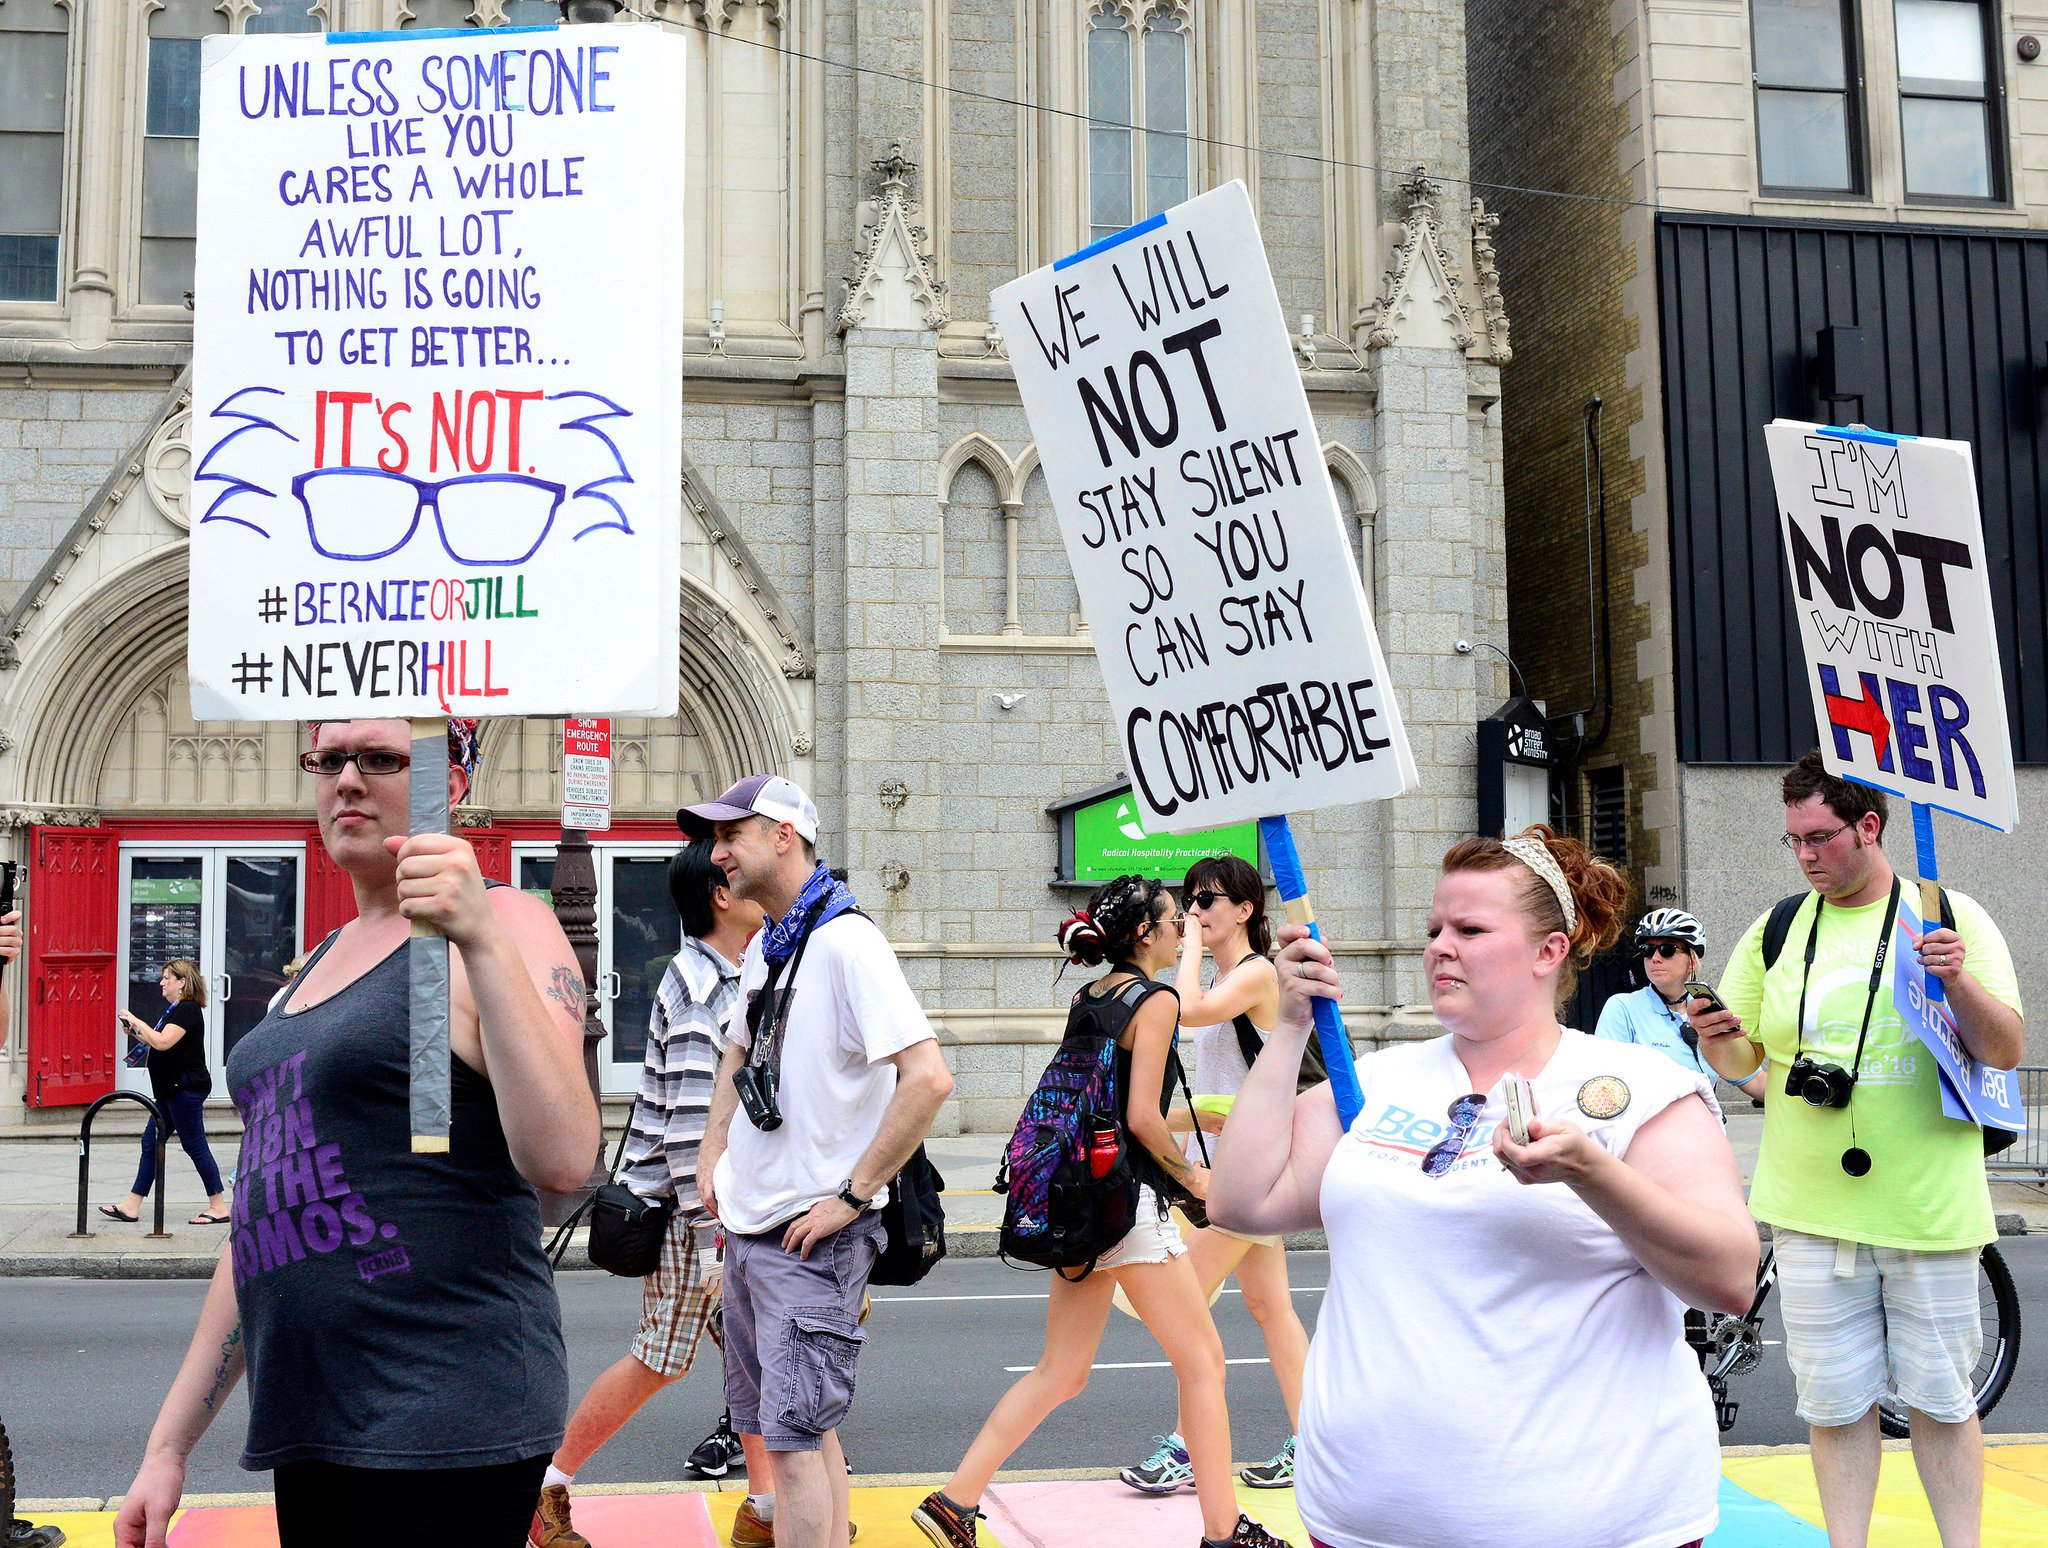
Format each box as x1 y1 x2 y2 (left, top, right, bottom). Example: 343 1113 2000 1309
721 1212 886 1452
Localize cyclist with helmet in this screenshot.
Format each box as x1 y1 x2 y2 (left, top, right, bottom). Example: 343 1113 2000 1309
1597 909 1766 1099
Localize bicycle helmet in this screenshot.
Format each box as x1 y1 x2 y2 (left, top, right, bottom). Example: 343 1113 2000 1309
1634 907 1705 954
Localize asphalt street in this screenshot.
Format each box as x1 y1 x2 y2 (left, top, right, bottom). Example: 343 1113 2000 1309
4 1242 2047 1501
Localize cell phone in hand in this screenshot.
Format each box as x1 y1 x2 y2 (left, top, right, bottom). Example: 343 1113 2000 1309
1682 980 1727 1017
1503 1074 1536 1145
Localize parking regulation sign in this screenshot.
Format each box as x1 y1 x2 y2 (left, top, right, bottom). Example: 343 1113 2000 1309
562 717 612 831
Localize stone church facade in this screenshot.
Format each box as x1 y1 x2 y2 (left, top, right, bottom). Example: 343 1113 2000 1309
0 0 1508 1130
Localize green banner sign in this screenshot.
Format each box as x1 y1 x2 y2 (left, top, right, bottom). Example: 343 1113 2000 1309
1070 790 1257 884
130 878 202 906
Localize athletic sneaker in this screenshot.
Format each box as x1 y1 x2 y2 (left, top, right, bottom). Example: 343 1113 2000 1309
5 1522 67 1548
910 1491 980 1548
1237 1436 1295 1489
689 1411 746 1478
527 1484 590 1548
1119 1433 1194 1494
732 1498 860 1546
1202 1514 1288 1548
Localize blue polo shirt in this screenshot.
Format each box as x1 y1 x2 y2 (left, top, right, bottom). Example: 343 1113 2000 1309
1593 984 1717 1081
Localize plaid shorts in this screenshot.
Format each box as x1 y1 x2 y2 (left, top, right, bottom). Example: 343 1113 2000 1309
630 1209 724 1380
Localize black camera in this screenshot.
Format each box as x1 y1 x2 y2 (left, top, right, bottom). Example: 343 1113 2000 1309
1785 1056 1857 1109
733 1062 782 1131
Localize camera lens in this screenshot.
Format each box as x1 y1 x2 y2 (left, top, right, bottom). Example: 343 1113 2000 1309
1800 1074 1833 1107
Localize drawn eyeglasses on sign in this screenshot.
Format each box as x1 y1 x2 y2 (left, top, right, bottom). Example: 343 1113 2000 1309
290 466 565 568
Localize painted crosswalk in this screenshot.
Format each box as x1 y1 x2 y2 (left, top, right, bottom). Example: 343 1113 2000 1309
24 1447 2048 1546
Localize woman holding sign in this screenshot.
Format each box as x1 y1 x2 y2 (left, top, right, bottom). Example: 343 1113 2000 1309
1208 827 1756 1548
114 719 600 1548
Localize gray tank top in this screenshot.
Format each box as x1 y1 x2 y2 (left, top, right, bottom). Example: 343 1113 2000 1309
223 928 568 1470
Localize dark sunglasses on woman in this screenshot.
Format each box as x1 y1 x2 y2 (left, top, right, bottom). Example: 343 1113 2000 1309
1640 941 1690 961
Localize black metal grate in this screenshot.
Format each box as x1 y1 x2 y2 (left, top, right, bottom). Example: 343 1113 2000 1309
1587 764 1628 866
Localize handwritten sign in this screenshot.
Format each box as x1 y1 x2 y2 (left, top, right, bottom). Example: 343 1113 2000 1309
562 714 611 830
187 26 685 720
1764 422 2016 831
990 182 1415 834
1893 901 2024 1134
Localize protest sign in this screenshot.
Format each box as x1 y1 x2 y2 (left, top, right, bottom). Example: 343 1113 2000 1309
990 180 1416 835
187 25 685 720
1893 901 2025 1135
1763 422 2016 831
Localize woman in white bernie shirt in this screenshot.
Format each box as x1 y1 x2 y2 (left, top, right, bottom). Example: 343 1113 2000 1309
1206 826 1759 1548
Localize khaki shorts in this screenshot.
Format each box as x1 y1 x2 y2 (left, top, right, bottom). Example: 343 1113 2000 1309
1774 1229 1983 1426
630 1209 723 1380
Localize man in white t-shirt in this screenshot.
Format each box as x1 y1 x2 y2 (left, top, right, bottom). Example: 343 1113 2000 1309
690 775 953 1548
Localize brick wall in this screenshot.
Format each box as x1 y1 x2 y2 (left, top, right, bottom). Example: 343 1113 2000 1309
0 385 165 606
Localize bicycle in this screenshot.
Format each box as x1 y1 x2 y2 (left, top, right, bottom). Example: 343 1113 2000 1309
1689 1236 2022 1439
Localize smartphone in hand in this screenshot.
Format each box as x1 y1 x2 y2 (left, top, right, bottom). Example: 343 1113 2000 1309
1503 1074 1536 1145
1682 979 1729 1016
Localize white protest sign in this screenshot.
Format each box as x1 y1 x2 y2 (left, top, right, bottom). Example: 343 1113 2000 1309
990 181 1416 833
1764 421 2016 830
188 25 685 720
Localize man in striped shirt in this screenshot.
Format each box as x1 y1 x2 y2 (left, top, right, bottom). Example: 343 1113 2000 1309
531 838 765 1548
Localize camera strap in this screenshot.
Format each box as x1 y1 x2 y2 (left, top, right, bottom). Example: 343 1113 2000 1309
1791 876 1902 1081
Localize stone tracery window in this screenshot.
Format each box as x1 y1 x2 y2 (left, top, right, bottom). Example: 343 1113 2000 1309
1087 3 1192 243
939 435 1087 645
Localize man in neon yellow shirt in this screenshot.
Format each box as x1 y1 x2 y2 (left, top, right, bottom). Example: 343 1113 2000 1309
1693 752 2024 1548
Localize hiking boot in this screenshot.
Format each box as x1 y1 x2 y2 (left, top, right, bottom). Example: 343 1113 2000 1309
733 1498 859 1546
1236 1436 1295 1489
1118 1432 1194 1494
688 1411 746 1478
910 1491 980 1548
1202 1515 1288 1548
527 1485 588 1548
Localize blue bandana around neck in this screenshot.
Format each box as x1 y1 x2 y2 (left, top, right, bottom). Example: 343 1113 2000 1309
761 863 859 968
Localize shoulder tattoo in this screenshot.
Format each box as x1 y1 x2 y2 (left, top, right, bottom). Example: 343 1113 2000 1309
546 964 586 1018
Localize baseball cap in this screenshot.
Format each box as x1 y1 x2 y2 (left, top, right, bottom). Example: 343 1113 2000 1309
678 774 820 843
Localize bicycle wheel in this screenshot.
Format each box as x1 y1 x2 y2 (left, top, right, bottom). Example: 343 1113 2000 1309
1877 1243 2023 1438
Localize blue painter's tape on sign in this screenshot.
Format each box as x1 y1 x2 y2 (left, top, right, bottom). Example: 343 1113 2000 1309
1818 424 1914 445
1841 772 2008 830
1054 211 1168 271
329 25 556 41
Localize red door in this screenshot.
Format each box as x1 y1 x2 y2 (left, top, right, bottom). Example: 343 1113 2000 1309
25 826 119 1108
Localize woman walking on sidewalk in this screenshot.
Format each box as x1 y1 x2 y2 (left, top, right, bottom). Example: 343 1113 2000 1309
912 877 1284 1548
1120 855 1307 1496
104 960 229 1228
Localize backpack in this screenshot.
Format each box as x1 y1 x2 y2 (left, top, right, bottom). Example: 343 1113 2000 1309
1756 887 2013 1158
871 1148 947 1286
1231 1012 1330 1094
994 976 1161 1278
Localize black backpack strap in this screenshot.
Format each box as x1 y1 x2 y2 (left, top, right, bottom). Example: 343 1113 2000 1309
1759 893 1812 971
1939 887 1955 932
1232 1012 1264 1070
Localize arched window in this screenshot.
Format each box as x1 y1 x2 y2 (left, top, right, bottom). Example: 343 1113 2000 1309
501 1 562 23
245 1 324 33
942 457 1007 637
403 1 480 26
1014 467 1080 636
1086 5 1191 243
0 0 69 303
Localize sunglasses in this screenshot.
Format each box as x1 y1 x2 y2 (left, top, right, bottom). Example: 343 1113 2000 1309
299 749 412 778
1640 942 1692 961
1420 1093 1487 1177
1186 890 1240 911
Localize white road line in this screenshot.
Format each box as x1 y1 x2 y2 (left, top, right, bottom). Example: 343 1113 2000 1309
1004 1357 1273 1373
872 1286 1328 1304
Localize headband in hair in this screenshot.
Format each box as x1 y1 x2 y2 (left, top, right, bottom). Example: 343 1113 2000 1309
1500 834 1576 933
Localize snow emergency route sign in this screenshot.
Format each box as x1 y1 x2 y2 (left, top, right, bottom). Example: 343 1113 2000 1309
561 716 611 831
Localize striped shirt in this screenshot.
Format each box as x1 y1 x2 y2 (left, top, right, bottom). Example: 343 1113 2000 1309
617 934 743 1231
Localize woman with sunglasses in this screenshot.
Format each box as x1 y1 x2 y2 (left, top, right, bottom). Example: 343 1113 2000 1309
115 719 599 1548
1597 910 1769 1101
1119 855 1306 1496
1207 827 1757 1548
914 876 1283 1548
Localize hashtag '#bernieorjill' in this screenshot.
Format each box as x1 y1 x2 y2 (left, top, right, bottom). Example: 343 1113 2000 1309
258 588 287 623
232 653 273 692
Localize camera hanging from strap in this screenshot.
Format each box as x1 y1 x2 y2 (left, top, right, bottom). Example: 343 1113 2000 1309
1788 876 1900 1178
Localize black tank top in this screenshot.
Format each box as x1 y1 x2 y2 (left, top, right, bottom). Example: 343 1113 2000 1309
222 926 567 1470
1077 972 1181 1203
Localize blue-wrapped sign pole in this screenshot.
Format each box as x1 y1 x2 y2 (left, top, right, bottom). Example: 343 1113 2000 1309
1912 802 1945 1006
1258 815 1364 1130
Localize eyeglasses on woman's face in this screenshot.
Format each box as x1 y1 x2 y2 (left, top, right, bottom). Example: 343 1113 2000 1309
1186 889 1227 911
299 749 412 778
1640 941 1691 961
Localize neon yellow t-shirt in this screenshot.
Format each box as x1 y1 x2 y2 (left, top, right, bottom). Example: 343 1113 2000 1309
1718 884 2023 1252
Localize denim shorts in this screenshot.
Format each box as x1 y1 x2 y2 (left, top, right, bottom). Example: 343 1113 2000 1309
721 1213 885 1452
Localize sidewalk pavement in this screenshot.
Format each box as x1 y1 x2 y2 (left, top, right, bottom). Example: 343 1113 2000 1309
19 1439 2048 1546
1 1110 2040 1277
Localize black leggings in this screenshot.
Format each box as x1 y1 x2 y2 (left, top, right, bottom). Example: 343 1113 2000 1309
272 1454 548 1546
